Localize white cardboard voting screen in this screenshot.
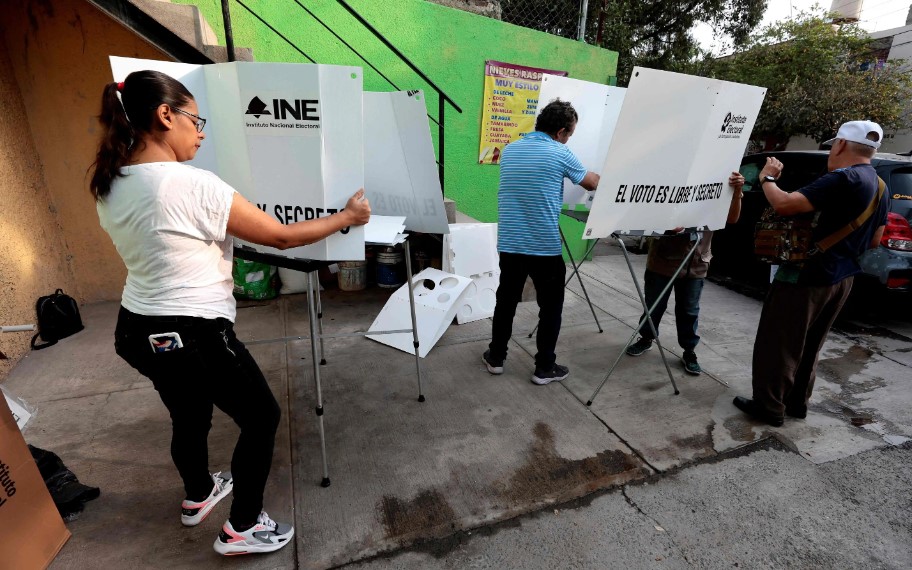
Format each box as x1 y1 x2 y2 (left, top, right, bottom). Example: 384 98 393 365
583 68 766 237
110 57 365 261
367 268 472 357
536 75 626 206
442 223 499 324
363 91 449 234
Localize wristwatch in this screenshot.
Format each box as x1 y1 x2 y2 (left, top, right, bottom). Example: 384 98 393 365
760 175 778 186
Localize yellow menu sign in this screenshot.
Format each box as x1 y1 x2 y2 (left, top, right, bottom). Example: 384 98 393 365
478 60 568 165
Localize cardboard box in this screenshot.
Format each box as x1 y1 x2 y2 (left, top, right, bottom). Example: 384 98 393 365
0 395 70 569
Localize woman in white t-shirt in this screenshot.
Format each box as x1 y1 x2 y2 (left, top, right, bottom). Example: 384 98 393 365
89 70 370 556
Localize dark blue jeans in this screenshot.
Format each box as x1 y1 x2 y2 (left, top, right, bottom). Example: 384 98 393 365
638 269 704 351
489 253 566 370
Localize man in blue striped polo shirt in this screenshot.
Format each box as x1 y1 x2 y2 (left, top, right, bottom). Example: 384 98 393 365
482 99 600 385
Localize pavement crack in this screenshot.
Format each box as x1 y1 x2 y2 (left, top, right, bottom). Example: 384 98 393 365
584 401 663 474
621 486 694 566
620 485 650 518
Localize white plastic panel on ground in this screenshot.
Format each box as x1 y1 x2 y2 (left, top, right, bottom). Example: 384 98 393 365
366 268 471 357
536 74 626 206
363 91 449 234
455 271 498 324
442 223 500 324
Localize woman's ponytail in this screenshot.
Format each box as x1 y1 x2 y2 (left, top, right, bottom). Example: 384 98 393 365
89 82 134 201
88 71 193 201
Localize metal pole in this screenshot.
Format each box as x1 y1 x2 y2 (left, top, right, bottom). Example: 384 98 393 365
438 97 445 195
307 272 331 487
221 0 236 62
403 240 425 402
578 0 590 42
335 0 462 112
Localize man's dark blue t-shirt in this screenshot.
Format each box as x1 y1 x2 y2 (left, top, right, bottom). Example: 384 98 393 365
794 163 889 286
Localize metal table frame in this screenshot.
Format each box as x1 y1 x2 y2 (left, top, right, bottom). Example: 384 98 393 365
235 238 423 487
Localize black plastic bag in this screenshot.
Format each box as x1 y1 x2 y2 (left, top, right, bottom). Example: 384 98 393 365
28 445 100 521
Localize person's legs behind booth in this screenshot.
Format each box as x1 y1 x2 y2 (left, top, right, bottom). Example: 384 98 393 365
626 269 672 356
673 276 704 375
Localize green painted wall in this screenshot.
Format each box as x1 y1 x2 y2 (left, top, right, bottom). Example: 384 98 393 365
178 0 617 257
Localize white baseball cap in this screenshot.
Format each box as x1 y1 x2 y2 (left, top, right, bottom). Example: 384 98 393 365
823 120 883 149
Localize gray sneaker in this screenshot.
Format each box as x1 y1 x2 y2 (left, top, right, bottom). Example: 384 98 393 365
625 337 653 356
532 363 569 385
214 511 294 555
681 350 702 375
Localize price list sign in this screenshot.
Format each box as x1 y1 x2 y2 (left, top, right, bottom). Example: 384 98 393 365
478 60 567 165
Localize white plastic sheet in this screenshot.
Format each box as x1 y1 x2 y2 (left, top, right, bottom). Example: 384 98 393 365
366 268 471 357
442 223 500 324
109 57 365 261
536 75 626 206
363 91 449 234
584 67 766 237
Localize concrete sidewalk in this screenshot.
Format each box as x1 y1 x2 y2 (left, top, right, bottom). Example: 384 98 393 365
3 244 909 569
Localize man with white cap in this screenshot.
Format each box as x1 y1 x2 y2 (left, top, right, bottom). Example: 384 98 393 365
733 120 890 426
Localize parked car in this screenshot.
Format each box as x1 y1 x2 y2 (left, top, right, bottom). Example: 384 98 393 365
709 151 912 294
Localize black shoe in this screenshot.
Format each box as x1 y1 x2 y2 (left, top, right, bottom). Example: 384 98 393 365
625 337 653 356
732 396 784 427
482 350 504 375
681 350 702 375
532 363 569 385
785 405 807 419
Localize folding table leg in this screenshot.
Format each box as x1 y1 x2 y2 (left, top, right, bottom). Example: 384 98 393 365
306 271 331 487
403 239 425 402
316 281 326 365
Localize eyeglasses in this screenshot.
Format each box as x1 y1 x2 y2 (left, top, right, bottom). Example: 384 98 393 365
171 107 207 133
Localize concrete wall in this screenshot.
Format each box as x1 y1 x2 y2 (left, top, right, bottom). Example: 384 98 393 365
0 46 76 379
176 0 617 228
0 0 168 379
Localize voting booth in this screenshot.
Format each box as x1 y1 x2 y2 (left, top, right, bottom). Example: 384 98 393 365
584 68 766 236
536 74 626 207
110 57 365 261
527 75 627 336
110 57 452 485
578 68 766 404
363 91 450 235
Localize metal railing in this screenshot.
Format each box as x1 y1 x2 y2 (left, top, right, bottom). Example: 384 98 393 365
220 0 463 194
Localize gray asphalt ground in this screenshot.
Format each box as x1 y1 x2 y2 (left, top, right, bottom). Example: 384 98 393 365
3 239 910 569
351 441 912 570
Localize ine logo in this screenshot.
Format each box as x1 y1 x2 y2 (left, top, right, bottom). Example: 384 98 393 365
720 111 747 138
245 96 272 119
245 96 320 121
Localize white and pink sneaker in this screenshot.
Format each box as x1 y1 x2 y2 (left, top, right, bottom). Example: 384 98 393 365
213 511 294 555
180 471 233 527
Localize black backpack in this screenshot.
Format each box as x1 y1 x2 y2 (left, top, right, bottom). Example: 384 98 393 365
31 289 84 350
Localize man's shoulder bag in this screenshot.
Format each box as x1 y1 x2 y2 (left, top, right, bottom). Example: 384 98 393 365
31 289 84 350
754 177 886 266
